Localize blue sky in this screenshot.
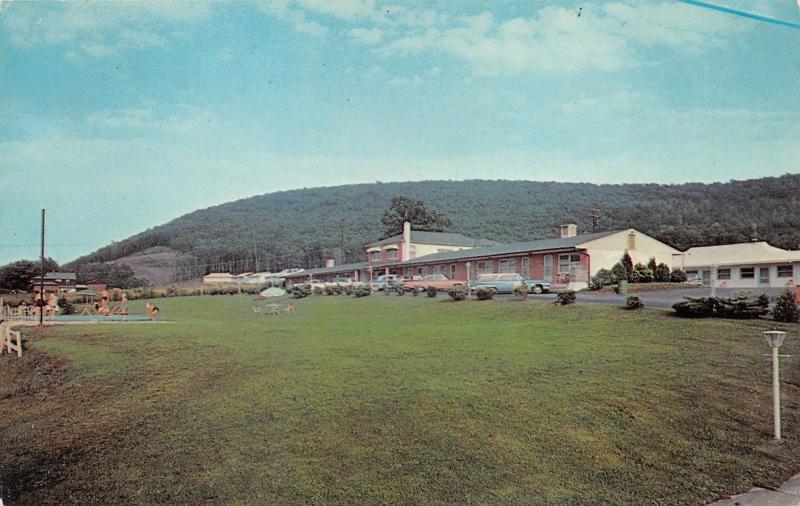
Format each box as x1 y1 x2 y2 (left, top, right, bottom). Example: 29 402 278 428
1 0 799 264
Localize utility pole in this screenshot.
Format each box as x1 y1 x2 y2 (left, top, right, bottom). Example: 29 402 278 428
340 218 346 264
251 223 260 273
39 208 45 326
588 208 600 232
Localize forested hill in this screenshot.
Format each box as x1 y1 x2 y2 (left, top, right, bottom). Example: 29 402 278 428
66 174 800 277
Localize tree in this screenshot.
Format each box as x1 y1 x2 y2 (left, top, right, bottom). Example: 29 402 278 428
631 263 654 283
380 196 453 237
0 257 60 291
647 257 658 274
670 269 688 282
621 251 634 276
76 263 148 289
655 263 671 282
772 290 800 323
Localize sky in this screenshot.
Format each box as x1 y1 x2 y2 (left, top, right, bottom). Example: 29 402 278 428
1 0 799 264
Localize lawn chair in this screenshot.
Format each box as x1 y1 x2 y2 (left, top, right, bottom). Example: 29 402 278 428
266 304 281 315
252 305 265 315
284 303 295 314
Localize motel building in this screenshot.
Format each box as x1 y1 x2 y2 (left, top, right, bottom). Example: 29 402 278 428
676 241 800 289
285 222 680 291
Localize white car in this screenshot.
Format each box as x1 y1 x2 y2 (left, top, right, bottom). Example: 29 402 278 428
371 274 403 291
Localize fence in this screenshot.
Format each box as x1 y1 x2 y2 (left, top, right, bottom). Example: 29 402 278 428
1 324 22 358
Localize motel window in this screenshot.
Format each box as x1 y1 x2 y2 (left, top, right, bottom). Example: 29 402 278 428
544 255 553 279
740 267 755 279
498 259 516 273
417 267 424 276
369 251 380 262
777 265 793 278
477 261 493 274
450 264 457 278
558 254 581 274
717 268 731 280
435 264 446 274
387 248 398 260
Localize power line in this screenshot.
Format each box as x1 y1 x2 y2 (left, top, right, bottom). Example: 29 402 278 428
677 0 800 29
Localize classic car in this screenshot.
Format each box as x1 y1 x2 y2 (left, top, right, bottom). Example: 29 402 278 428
403 274 464 292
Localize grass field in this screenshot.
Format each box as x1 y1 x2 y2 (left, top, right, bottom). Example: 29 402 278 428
2 295 799 505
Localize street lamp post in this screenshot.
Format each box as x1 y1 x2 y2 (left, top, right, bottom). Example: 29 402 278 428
764 330 787 441
466 262 472 296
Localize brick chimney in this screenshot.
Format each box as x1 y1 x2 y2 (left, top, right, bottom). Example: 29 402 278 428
560 224 577 238
402 221 411 260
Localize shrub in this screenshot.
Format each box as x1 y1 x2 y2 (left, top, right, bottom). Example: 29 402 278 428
714 291 769 319
672 297 715 318
772 290 800 323
166 285 179 297
474 287 495 300
624 296 644 310
344 285 353 296
57 297 76 315
291 286 311 299
630 263 654 283
555 290 576 305
610 262 629 283
654 263 671 282
426 285 438 298
312 287 323 296
670 269 688 283
353 286 371 297
590 268 616 290
647 257 658 275
514 283 528 299
448 285 468 301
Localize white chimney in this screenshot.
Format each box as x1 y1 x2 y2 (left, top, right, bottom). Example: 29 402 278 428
402 221 411 260
560 224 577 238
325 258 335 268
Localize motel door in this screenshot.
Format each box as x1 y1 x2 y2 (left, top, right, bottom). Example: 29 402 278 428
759 267 770 285
521 257 529 277
701 270 711 286
544 255 553 281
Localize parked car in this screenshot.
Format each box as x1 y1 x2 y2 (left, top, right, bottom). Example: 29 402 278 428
469 273 527 294
685 275 704 286
370 274 404 291
524 278 551 294
403 274 464 292
324 277 366 288
303 279 327 290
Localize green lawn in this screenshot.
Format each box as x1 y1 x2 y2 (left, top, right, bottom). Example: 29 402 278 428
2 295 799 505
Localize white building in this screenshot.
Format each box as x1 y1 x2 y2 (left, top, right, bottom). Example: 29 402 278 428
676 241 800 289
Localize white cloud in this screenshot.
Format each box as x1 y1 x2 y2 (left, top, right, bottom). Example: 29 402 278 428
86 105 216 135
258 1 329 37
0 1 210 57
389 75 423 87
347 27 383 44
380 2 756 75
297 0 376 21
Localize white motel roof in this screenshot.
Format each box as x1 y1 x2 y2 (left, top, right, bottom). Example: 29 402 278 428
680 241 800 268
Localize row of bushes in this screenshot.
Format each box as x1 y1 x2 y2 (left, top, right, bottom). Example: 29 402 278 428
672 290 800 322
590 252 688 290
446 285 578 305
290 285 371 298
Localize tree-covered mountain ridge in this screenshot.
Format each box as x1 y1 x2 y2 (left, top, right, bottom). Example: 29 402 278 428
65 174 800 276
